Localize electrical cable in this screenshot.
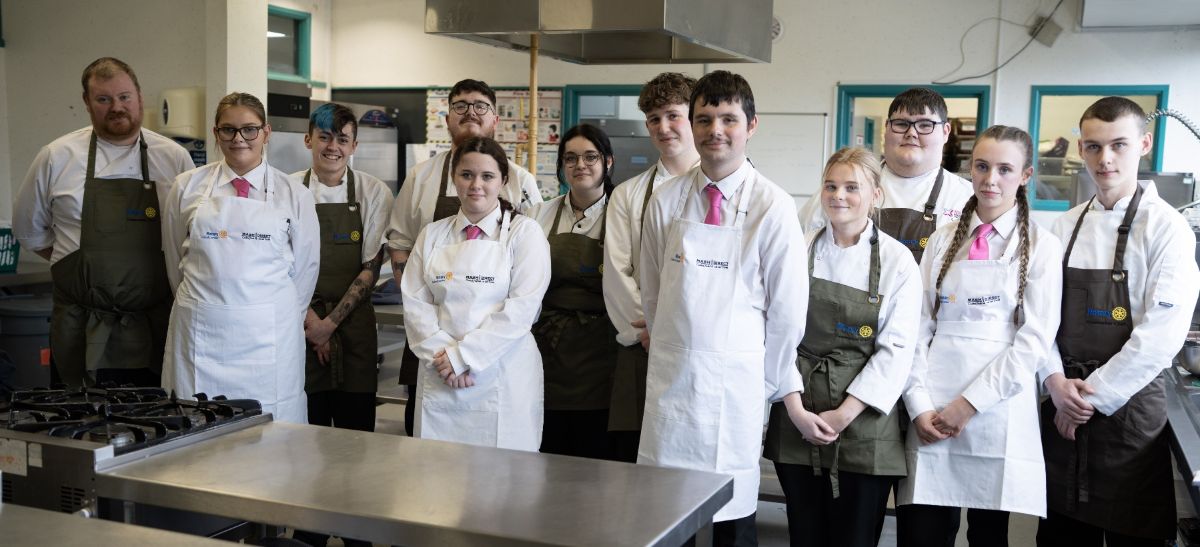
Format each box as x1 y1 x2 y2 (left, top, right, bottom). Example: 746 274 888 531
933 0 1065 85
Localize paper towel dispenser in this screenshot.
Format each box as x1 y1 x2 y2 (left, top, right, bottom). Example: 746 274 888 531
158 87 206 140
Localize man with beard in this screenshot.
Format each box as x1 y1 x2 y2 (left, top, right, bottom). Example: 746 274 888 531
386 79 542 435
14 57 194 388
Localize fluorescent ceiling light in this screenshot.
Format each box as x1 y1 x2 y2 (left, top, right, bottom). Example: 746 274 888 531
267 31 287 38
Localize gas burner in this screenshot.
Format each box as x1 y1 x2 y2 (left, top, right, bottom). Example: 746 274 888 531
87 424 138 448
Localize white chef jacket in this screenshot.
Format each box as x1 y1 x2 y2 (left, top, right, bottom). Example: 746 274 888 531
402 205 551 376
603 160 695 346
798 166 974 234
905 205 1064 416
809 220 922 413
14 127 195 263
640 159 807 400
528 191 607 238
1047 182 1200 415
386 150 543 252
289 168 394 263
163 160 321 313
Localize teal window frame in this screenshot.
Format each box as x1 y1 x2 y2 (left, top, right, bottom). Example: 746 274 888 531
267 5 325 88
835 84 991 150
562 84 645 129
1028 84 1168 211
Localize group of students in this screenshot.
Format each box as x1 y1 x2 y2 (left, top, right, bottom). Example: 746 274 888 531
13 56 1200 547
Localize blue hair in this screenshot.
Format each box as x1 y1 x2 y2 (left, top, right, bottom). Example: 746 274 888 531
308 103 358 138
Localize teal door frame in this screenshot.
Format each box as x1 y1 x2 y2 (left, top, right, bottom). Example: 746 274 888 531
1028 84 1169 211
835 84 991 150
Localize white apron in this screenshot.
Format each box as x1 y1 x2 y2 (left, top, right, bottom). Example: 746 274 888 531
414 212 543 451
897 233 1046 516
638 173 765 521
162 169 307 424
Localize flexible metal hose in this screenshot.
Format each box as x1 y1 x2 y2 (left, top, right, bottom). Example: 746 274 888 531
1148 108 1200 143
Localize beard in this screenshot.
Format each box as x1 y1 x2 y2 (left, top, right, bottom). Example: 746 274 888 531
97 112 141 141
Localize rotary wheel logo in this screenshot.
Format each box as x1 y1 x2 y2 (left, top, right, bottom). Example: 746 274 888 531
919 237 928 248
1111 306 1128 321
859 325 873 338
144 207 157 218
218 230 229 239
445 271 454 281
350 230 361 242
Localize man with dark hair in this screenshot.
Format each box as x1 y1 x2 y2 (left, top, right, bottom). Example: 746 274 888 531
1037 96 1199 546
602 72 701 462
14 57 194 388
799 87 973 263
639 70 808 546
385 78 542 435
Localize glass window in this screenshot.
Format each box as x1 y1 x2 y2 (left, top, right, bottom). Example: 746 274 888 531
268 13 300 75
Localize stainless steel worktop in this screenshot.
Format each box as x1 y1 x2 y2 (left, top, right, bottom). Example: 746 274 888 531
94 422 733 546
375 303 403 326
0 503 229 546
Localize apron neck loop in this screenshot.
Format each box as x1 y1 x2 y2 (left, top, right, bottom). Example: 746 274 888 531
1063 183 1144 281
923 168 944 221
86 131 151 186
808 226 882 304
553 192 606 240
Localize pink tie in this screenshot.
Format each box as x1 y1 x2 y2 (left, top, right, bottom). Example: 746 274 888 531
465 225 482 240
231 177 250 198
704 184 722 226
969 223 993 260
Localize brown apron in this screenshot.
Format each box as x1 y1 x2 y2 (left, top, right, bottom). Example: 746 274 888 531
878 167 943 264
400 153 460 385
532 197 617 410
1041 184 1175 539
763 226 906 497
50 132 172 386
303 170 379 394
608 167 657 431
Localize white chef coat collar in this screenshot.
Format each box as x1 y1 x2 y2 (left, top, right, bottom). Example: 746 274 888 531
311 167 349 187
93 129 143 150
219 160 267 192
454 204 503 238
564 190 607 219
968 202 1019 242
819 218 876 252
658 157 701 178
699 158 752 199
1088 180 1159 211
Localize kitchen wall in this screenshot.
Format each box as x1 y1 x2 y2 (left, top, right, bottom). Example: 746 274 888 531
269 0 333 101
331 0 1200 192
0 47 11 224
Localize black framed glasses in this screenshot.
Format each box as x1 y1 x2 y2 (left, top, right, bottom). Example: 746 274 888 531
563 153 603 167
216 126 264 141
886 119 945 135
450 101 494 116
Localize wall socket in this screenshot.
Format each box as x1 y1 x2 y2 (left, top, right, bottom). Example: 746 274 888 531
1029 15 1062 47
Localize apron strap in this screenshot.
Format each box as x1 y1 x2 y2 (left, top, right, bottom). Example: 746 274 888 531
439 152 453 199
1112 183 1144 281
347 168 358 206
807 225 881 304
302 169 312 188
1063 196 1094 266
640 166 658 222
553 192 608 240
87 131 152 187
923 168 944 221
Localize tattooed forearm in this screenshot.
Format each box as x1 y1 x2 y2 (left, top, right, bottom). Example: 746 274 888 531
327 269 375 325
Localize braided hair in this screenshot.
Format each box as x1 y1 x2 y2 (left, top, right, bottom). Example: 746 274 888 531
932 125 1034 325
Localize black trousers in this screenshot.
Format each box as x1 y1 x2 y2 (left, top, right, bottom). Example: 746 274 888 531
306 390 376 432
1037 510 1173 547
404 383 416 437
540 408 613 460
774 462 895 547
896 504 1009 547
682 512 758 547
610 430 640 463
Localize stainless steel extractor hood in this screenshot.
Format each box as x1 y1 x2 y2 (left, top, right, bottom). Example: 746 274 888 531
425 0 773 64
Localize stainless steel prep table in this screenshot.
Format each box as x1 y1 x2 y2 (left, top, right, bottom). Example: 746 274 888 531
0 503 230 546
93 421 733 546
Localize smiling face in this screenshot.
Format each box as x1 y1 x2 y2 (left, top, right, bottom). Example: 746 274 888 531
971 137 1032 220
562 135 611 194
1078 114 1152 196
644 102 695 161
214 106 270 174
883 107 950 176
84 72 143 143
453 151 505 219
305 122 357 177
691 97 757 176
822 162 881 230
446 90 498 146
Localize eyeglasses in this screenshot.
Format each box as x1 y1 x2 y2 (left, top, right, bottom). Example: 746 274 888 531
563 153 603 167
450 101 494 116
216 125 264 141
886 119 945 135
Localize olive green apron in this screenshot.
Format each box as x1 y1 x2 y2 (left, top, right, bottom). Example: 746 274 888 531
50 132 172 386
303 169 379 393
400 153 461 385
878 167 943 264
763 226 906 497
1041 184 1175 539
532 196 617 410
608 167 657 431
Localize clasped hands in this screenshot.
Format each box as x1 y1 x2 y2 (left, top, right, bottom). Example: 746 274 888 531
1045 372 1096 441
433 349 474 389
912 396 978 445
